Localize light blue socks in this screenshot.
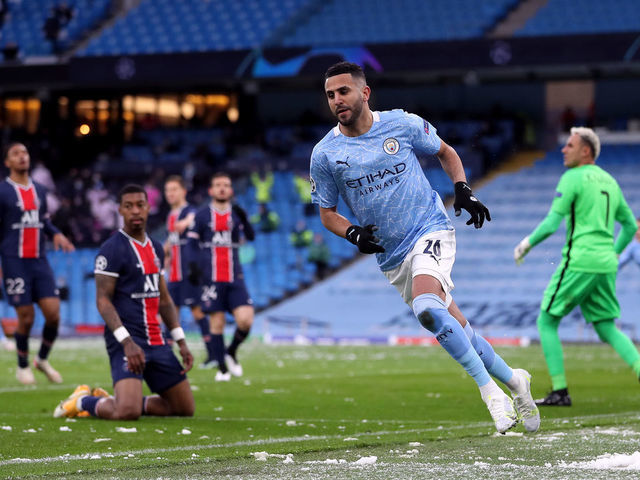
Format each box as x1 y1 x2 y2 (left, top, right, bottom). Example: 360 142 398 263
412 293 491 387
463 323 514 385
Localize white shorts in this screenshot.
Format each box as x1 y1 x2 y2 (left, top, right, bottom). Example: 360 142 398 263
383 230 456 307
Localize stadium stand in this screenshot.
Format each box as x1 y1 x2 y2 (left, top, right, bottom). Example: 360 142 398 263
80 0 312 56
0 0 111 57
78 0 521 56
280 0 519 46
515 0 640 36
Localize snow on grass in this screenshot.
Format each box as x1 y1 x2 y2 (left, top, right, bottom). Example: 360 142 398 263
560 451 640 470
115 427 137 433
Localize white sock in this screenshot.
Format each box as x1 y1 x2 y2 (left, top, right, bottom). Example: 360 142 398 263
479 379 501 400
76 395 88 411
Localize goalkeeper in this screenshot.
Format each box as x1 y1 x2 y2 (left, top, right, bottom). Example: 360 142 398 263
514 127 639 406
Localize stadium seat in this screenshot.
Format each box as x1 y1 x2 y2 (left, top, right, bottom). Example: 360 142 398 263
516 0 640 37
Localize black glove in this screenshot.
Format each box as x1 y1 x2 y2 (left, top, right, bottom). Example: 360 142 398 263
453 181 491 229
187 262 202 286
232 204 248 224
345 224 385 254
232 204 255 241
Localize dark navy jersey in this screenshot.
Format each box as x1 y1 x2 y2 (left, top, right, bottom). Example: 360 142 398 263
0 178 60 259
189 205 248 283
166 204 197 283
94 230 166 348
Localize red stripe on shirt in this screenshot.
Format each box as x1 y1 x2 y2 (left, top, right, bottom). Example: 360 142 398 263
17 186 39 258
212 211 232 282
132 240 164 346
167 212 181 282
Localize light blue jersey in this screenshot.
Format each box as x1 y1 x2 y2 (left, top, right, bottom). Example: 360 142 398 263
310 109 453 271
619 239 640 269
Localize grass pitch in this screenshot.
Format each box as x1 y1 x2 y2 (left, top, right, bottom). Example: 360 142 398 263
1 338 640 479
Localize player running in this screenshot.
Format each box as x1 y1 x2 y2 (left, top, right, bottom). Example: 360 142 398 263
514 127 639 406
189 173 255 382
0 142 74 385
53 184 194 419
311 62 539 434
163 175 214 366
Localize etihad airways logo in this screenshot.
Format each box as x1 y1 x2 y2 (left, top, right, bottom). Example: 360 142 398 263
345 163 406 189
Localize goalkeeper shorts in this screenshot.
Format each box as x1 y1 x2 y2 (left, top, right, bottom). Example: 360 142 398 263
542 266 619 322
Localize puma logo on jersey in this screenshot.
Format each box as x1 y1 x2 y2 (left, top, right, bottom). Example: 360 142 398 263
336 158 351 168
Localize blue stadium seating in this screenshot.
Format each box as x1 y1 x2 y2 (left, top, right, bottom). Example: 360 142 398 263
0 0 110 57
281 0 519 46
78 0 520 56
516 0 640 36
80 0 311 56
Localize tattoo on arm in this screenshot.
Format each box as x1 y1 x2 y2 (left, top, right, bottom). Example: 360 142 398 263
95 274 124 332
158 275 180 330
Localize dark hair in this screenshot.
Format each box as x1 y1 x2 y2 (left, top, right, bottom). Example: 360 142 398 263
2 142 25 160
324 61 366 83
164 175 186 189
117 184 147 203
211 171 231 183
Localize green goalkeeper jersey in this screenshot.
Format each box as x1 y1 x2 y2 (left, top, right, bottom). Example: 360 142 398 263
549 164 635 273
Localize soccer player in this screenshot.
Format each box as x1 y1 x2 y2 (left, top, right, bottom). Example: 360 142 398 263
0 142 74 385
189 173 255 382
53 184 195 419
311 62 539 434
514 127 640 406
163 175 214 366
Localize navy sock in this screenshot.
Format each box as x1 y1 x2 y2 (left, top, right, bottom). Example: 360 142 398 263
14 332 28 368
80 396 101 416
211 334 227 373
226 327 250 359
38 324 58 361
196 317 214 360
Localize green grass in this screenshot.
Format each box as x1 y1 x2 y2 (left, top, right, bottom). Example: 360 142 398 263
1 338 640 479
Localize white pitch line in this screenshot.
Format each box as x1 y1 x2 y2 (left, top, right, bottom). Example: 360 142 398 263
0 427 472 467
0 384 80 394
2 412 640 467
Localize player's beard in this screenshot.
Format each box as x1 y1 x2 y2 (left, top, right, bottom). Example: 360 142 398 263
336 99 363 127
213 194 230 204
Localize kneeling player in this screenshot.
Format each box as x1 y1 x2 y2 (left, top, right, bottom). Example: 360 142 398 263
53 185 194 419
